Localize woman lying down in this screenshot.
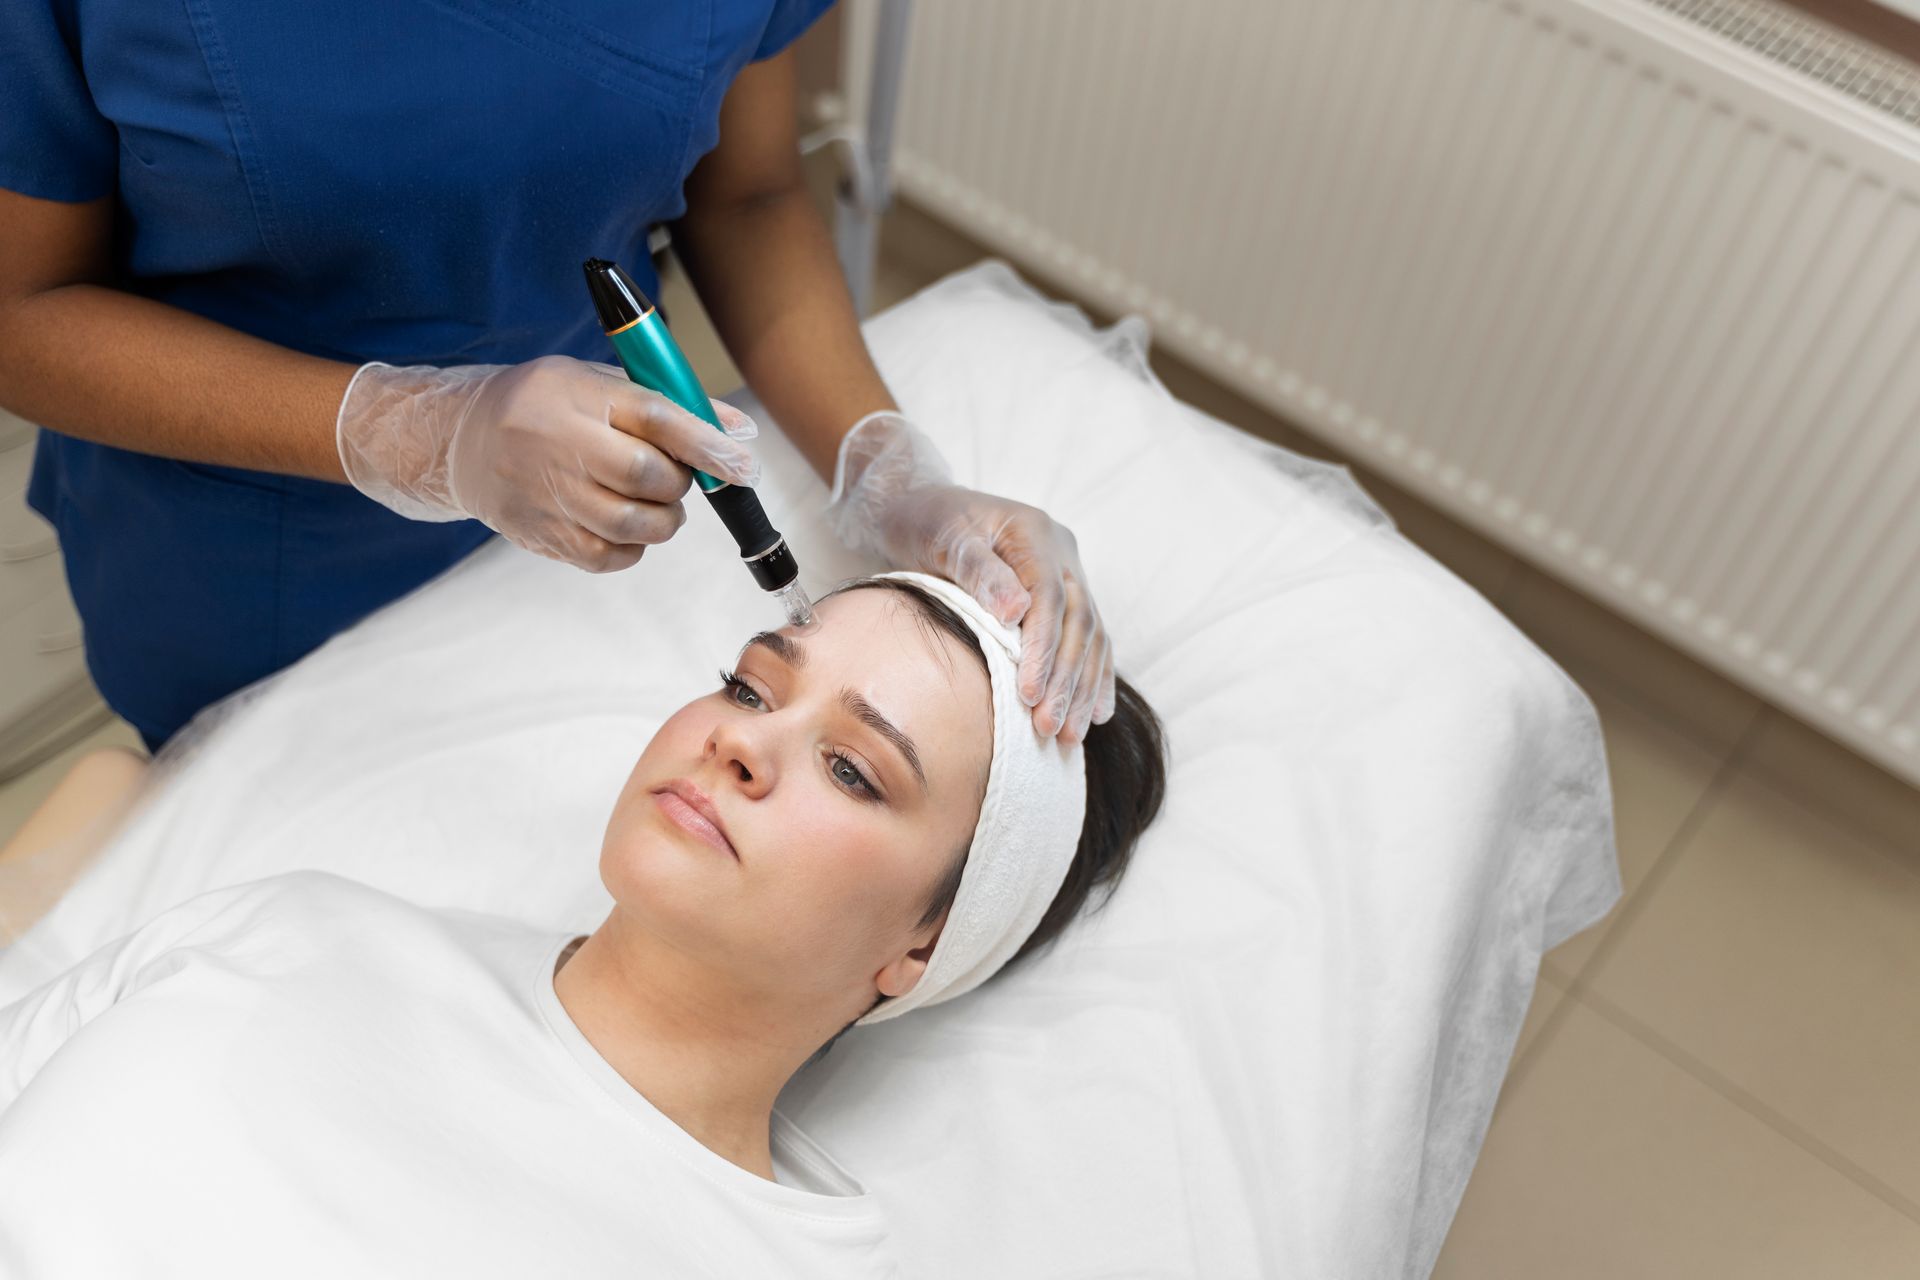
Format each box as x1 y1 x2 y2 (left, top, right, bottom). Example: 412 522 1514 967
0 572 1166 1277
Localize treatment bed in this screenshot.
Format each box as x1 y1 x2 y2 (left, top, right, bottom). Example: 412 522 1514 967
0 261 1617 1278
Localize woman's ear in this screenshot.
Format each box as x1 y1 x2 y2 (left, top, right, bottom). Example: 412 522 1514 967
873 914 947 999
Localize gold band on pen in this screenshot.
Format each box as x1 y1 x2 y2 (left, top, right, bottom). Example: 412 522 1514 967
604 307 654 336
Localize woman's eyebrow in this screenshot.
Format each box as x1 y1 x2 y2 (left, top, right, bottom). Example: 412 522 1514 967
742 632 929 794
839 689 928 794
744 630 806 669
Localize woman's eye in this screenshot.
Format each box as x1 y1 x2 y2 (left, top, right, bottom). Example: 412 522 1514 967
718 669 762 709
717 670 877 801
829 752 877 798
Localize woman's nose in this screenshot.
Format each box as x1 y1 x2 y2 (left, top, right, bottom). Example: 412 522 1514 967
704 717 774 797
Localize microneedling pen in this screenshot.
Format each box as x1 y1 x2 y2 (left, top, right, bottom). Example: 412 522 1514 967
583 257 814 628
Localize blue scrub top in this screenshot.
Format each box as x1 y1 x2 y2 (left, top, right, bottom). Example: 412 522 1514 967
2 0 833 750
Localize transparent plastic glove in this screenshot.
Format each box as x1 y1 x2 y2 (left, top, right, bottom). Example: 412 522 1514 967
336 355 760 573
826 411 1115 744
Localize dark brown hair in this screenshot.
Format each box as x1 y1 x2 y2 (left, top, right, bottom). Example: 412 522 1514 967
810 576 1168 1056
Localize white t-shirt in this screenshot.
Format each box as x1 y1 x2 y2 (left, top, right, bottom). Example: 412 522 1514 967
0 872 899 1278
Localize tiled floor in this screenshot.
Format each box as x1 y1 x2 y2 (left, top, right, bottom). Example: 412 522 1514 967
3 203 1918 1275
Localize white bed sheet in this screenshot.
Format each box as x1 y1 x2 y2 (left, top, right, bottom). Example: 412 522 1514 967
0 261 1617 1278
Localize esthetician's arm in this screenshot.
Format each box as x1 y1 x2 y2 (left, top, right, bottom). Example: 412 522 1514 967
0 188 754 570
0 188 355 480
667 48 899 484
671 50 1120 742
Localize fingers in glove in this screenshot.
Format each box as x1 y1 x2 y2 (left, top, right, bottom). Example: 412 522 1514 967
581 427 697 505
502 520 646 575
712 400 759 441
1013 564 1066 709
572 539 647 575
1062 626 1109 745
988 513 1075 703
1089 635 1118 727
945 535 1033 628
605 385 759 487
1035 575 1095 736
559 482 688 557
583 365 757 441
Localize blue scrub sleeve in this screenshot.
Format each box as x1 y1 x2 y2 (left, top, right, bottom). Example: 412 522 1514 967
0 0 119 201
753 0 838 61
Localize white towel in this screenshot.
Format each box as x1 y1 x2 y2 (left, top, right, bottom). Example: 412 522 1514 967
852 571 1088 1025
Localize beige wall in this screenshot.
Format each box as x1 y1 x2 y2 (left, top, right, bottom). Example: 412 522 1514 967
791 5 844 128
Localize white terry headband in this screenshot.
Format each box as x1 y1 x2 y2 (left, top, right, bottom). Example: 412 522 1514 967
853 571 1088 1026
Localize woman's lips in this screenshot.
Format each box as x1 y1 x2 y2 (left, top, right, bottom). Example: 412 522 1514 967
651 782 739 860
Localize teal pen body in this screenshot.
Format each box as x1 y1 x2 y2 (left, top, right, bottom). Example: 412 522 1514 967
604 311 728 495
582 256 809 623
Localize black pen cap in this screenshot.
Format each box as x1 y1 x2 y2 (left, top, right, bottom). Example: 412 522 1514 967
583 258 653 333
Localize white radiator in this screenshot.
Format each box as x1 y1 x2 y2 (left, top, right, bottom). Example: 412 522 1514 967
863 0 1920 787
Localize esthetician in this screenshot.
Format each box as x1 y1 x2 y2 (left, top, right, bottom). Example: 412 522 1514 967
0 0 1114 752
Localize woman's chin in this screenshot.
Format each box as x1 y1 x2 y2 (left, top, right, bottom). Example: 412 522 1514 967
600 817 737 907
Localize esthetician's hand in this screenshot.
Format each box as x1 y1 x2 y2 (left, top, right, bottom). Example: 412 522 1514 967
825 411 1115 745
336 355 760 572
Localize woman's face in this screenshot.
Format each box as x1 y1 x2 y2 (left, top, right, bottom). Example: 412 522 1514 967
601 587 993 1019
